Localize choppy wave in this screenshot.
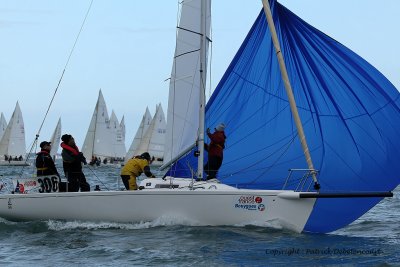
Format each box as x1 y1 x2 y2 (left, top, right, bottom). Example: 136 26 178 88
0 165 399 266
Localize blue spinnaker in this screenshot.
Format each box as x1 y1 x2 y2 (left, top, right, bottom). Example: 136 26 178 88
167 1 400 233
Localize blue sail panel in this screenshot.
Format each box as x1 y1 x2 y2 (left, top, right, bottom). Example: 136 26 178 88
168 0 400 233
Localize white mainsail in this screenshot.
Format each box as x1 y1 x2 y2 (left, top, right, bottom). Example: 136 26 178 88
109 111 126 158
0 112 7 141
163 0 211 166
136 104 166 160
0 102 26 159
49 118 62 158
125 107 152 162
82 90 113 160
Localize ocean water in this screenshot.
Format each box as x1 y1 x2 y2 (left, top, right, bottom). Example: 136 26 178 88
0 164 399 266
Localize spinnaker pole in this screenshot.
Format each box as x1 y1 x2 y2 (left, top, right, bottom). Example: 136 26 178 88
261 0 320 189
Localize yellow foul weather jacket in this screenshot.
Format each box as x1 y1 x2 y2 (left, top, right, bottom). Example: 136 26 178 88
121 158 150 177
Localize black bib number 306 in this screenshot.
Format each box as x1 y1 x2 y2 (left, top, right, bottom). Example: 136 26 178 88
37 176 60 193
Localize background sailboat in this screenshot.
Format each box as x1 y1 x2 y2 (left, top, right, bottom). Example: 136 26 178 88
0 112 7 141
82 90 113 161
136 104 166 165
49 118 62 159
119 115 126 158
125 107 152 162
0 102 28 165
109 110 126 161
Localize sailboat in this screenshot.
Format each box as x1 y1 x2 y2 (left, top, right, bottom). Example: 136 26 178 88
0 0 398 233
49 118 62 160
135 103 166 166
125 107 152 162
109 111 126 162
0 102 28 166
119 115 126 159
0 112 7 142
81 90 113 162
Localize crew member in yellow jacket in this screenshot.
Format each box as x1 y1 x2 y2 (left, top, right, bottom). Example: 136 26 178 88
120 152 155 190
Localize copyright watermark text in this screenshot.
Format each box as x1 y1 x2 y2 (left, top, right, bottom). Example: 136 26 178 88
265 247 383 256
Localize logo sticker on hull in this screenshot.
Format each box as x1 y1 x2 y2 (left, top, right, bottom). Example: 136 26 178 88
235 196 265 212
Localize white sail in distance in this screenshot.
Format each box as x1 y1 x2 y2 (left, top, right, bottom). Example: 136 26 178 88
0 102 26 158
125 107 152 162
136 104 166 160
163 0 211 165
49 118 62 158
110 111 126 158
0 112 7 141
120 115 126 158
82 90 113 160
120 115 126 151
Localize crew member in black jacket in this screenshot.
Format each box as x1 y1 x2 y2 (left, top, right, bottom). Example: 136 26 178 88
36 141 60 177
60 134 90 192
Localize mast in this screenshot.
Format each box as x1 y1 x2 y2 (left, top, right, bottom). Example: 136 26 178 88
261 0 319 188
197 0 207 179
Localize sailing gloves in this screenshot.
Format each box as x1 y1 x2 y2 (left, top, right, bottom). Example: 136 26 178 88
78 152 87 165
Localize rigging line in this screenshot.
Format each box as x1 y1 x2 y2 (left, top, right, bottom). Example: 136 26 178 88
221 134 297 180
36 0 94 144
20 0 94 177
18 131 40 177
247 135 298 186
166 0 182 165
86 165 110 190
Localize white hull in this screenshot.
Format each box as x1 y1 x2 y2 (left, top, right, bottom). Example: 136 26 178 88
0 178 316 233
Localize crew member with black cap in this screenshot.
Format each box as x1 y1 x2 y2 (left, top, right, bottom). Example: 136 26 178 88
60 134 90 192
36 141 60 177
120 152 155 190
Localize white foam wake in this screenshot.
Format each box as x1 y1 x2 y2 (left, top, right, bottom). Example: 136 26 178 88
46 214 203 231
